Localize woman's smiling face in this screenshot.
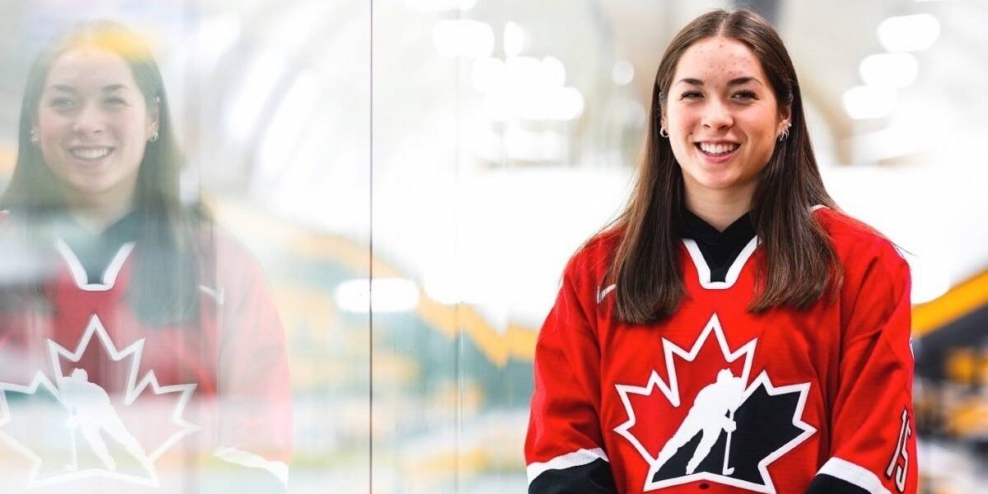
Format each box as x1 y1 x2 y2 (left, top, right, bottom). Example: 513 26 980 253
34 45 158 207
664 36 790 203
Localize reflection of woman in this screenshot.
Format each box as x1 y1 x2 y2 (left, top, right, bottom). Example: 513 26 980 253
0 22 290 493
526 10 916 494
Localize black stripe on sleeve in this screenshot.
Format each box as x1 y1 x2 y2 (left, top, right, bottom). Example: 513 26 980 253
529 458 618 494
804 474 872 494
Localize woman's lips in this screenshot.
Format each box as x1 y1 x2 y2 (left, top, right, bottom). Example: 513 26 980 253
695 142 739 164
68 147 115 167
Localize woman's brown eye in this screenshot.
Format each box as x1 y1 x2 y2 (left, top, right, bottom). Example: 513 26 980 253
51 97 76 108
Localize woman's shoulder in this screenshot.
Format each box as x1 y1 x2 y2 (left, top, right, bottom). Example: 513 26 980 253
811 205 907 279
562 227 622 286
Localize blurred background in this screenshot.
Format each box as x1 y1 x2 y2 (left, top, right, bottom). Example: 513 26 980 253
0 0 984 493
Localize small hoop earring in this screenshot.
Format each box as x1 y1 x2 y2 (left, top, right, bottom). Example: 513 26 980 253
149 131 159 143
659 128 669 138
778 128 790 142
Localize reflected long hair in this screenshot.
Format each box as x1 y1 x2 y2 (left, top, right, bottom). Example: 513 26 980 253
0 21 207 325
608 9 841 323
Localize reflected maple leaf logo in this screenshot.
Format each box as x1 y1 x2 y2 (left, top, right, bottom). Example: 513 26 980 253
0 315 199 488
613 314 816 494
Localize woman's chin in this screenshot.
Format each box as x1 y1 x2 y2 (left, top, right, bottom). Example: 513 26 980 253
684 172 748 194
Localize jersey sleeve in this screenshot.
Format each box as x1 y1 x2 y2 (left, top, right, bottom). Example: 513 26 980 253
212 234 293 490
525 254 617 494
806 243 917 494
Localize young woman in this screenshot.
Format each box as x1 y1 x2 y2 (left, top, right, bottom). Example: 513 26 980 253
0 22 291 493
526 10 916 494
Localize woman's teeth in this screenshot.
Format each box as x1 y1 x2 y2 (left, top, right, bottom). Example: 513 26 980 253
698 143 739 155
71 148 111 161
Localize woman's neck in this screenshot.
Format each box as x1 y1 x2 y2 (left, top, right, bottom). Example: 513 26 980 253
64 195 135 234
684 188 753 232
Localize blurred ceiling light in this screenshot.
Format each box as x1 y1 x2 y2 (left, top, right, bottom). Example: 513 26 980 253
546 87 584 121
487 85 584 121
471 57 505 94
540 56 566 88
335 278 420 313
404 0 476 11
504 21 525 57
502 127 567 161
859 53 919 89
842 85 897 120
433 19 494 58
902 253 952 305
877 14 940 52
505 56 542 88
479 57 582 121
612 60 634 86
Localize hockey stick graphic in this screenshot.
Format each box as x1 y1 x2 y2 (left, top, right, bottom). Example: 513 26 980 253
722 409 735 475
66 421 79 472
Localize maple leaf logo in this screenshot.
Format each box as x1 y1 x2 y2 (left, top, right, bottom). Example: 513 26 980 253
613 314 816 494
0 315 199 488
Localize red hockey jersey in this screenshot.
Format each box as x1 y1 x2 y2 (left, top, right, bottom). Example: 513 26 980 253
0 220 292 494
526 207 917 494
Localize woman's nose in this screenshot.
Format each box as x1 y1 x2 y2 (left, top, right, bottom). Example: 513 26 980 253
701 99 733 130
71 102 106 135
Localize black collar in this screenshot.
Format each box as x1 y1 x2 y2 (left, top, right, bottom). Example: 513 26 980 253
678 206 756 283
58 210 141 284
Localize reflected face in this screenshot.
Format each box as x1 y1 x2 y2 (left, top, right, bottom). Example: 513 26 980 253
664 37 789 202
34 46 157 206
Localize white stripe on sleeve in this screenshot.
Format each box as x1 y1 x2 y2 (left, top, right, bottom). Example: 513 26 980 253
818 457 892 494
527 448 609 484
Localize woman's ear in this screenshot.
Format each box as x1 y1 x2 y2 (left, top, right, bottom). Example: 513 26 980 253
147 97 160 138
778 105 792 133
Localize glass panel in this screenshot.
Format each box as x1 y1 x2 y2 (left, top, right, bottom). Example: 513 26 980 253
371 1 636 492
0 1 370 493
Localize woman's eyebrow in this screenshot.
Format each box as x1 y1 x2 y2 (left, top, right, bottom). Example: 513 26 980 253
674 76 764 87
728 76 763 87
46 84 77 93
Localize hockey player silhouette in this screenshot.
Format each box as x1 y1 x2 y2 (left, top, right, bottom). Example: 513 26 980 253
59 368 146 471
653 368 745 475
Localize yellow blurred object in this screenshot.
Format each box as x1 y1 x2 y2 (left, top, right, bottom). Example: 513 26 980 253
944 400 988 438
0 142 15 178
913 270 988 336
945 348 975 386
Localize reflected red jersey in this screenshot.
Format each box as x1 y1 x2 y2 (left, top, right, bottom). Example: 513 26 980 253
0 222 292 494
526 207 917 494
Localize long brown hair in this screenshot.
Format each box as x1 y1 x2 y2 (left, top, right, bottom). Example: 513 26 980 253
609 9 841 324
0 21 208 325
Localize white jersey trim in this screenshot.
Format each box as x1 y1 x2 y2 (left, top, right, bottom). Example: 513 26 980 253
215 447 289 486
527 447 609 484
56 240 135 291
682 237 759 290
596 284 616 303
818 457 892 494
